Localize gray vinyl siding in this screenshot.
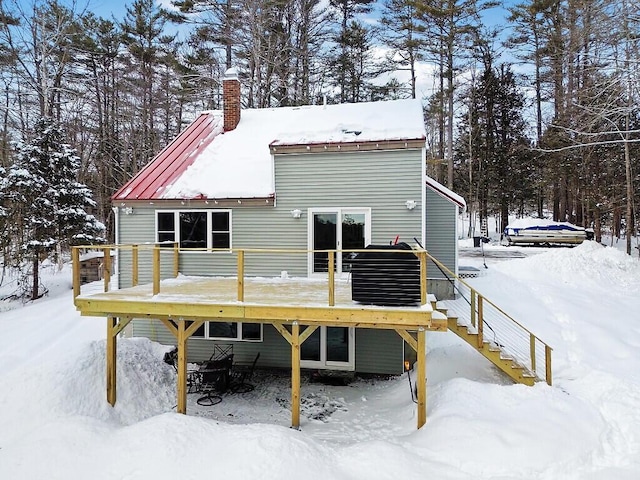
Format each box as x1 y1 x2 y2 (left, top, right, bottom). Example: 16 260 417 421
275 149 424 248
131 320 404 375
425 186 458 299
355 329 404 375
131 320 289 366
117 148 425 286
122 147 429 374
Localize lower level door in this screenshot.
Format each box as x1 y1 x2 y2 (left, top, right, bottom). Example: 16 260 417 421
301 326 355 370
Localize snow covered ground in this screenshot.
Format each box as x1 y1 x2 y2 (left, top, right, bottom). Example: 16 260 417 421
1 240 640 479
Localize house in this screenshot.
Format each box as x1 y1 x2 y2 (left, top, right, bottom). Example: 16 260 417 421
112 68 465 376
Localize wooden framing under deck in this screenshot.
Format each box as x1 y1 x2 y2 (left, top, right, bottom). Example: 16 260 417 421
73 246 447 430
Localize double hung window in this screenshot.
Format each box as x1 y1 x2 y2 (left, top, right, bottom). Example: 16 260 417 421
156 210 231 250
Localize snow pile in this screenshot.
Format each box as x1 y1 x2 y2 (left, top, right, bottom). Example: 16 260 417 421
495 241 640 292
58 338 177 424
0 337 176 447
2 243 640 478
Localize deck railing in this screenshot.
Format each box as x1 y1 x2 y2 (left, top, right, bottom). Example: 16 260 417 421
426 253 553 386
72 243 429 308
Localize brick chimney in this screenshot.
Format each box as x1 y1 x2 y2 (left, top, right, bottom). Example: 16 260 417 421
223 68 241 132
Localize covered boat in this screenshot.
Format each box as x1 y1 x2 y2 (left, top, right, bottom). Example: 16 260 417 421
504 219 591 246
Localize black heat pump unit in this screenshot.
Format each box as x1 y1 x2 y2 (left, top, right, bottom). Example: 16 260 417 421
350 242 421 306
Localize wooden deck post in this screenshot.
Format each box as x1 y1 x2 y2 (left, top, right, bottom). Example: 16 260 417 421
530 334 537 373
291 322 301 429
103 247 111 292
545 345 553 386
416 328 426 429
419 250 427 305
237 250 245 302
328 251 335 306
106 316 117 406
471 290 477 328
153 246 160 295
477 295 484 348
132 245 139 286
177 319 188 414
173 242 179 277
72 247 80 299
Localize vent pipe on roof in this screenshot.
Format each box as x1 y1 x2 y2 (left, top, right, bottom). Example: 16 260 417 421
223 67 241 132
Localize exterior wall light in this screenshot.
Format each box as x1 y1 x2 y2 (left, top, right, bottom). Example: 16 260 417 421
405 200 417 210
290 209 302 219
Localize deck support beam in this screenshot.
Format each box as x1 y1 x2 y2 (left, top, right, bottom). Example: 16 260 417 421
395 328 427 429
272 322 317 430
106 316 117 406
176 319 188 414
291 322 301 429
416 328 426 429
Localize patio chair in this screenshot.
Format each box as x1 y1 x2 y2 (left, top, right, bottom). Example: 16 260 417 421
229 352 260 393
196 353 234 406
209 344 233 361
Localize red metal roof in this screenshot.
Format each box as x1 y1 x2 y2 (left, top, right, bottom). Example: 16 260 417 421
112 113 223 201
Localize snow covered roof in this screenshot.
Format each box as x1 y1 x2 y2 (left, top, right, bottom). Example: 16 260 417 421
113 99 426 201
425 176 466 208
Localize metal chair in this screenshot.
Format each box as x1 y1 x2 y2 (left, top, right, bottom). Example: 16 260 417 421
196 353 234 406
230 352 260 393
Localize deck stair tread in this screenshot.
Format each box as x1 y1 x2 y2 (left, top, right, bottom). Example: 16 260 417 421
441 298 537 386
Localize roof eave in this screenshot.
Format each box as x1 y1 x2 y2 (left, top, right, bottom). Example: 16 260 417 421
425 176 466 208
115 195 275 208
269 138 426 155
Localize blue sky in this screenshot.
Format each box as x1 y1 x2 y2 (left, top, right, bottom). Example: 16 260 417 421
82 0 515 27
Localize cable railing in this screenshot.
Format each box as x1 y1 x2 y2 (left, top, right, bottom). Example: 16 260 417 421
426 253 552 386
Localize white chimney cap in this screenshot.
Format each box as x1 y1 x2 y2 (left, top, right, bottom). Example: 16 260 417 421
223 67 238 80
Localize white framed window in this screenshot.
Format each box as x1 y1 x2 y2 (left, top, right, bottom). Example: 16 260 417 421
189 321 263 342
156 210 232 250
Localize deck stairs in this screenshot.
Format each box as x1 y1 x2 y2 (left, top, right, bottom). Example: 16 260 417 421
433 295 535 386
425 273 552 386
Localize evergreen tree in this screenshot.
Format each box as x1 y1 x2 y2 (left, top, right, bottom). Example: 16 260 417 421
329 0 374 102
380 0 425 99
456 63 533 233
0 117 104 300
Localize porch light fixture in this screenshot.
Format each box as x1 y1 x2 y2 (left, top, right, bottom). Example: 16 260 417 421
122 207 133 215
290 209 302 219
405 200 417 210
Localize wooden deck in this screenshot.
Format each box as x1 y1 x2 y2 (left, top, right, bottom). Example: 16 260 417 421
72 245 445 430
75 275 446 331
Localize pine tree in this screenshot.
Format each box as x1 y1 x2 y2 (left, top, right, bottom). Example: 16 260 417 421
1 117 104 300
380 0 425 99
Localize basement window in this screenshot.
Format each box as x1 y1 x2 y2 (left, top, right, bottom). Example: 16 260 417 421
156 210 231 250
189 321 262 342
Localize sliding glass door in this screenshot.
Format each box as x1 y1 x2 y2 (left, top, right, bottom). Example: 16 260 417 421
309 208 370 275
300 326 355 370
